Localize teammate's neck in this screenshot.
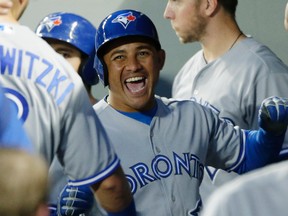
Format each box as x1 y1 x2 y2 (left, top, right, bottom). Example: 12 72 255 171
202 31 243 64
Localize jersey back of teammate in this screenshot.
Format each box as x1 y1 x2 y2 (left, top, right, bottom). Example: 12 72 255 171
0 23 118 182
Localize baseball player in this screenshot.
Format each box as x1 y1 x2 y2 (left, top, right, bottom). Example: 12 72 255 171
0 1 135 216
58 9 288 216
0 85 33 153
34 11 99 212
202 5 288 215
164 0 288 203
35 12 99 105
34 11 101 213
201 159 288 216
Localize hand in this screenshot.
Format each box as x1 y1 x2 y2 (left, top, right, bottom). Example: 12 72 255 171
0 0 12 15
57 183 94 216
259 96 288 136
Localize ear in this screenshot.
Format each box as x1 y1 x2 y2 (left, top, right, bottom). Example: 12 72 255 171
157 49 166 70
204 0 218 16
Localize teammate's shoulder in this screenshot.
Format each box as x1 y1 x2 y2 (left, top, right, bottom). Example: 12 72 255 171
241 37 283 61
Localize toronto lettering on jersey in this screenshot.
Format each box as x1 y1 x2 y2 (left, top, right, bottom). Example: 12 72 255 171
127 152 204 194
0 45 74 105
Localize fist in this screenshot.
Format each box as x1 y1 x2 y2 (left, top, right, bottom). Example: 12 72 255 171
57 183 94 216
259 96 288 136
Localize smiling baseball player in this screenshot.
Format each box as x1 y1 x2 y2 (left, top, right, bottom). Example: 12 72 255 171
56 9 288 216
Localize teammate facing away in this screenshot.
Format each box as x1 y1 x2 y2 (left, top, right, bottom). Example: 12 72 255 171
57 9 288 215
34 12 101 213
0 1 136 216
164 0 288 203
35 12 99 105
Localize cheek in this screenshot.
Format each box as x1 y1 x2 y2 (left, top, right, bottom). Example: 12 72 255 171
66 58 81 72
107 66 123 87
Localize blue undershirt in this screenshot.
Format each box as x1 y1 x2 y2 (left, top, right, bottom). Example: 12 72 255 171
106 97 157 125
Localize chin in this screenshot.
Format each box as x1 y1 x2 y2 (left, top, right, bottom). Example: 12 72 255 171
180 35 197 44
176 33 190 44
179 37 190 44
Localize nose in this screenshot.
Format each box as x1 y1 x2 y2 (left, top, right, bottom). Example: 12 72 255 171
163 2 172 19
125 56 142 72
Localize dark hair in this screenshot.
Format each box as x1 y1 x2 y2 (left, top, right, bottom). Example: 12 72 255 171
218 0 238 17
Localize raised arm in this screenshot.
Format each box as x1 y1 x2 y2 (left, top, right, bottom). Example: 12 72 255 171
236 96 288 173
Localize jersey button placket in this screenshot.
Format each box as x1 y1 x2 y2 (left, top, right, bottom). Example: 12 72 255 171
149 128 161 154
193 89 199 95
155 146 161 154
171 194 176 202
192 69 205 97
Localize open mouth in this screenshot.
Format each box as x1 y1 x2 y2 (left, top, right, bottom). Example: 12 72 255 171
125 76 147 93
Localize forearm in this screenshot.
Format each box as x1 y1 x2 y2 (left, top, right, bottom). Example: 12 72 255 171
236 129 284 173
93 166 136 215
235 96 288 173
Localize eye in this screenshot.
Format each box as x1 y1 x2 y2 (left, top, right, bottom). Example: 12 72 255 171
113 54 125 61
57 51 71 59
138 50 150 57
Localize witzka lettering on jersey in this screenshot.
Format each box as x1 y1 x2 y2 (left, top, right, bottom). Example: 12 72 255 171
127 152 204 194
0 45 74 105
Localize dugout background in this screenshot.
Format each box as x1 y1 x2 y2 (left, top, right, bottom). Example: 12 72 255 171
20 0 288 99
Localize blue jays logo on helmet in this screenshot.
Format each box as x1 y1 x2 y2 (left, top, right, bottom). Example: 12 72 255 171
112 12 136 29
39 16 62 32
94 9 161 87
36 12 99 85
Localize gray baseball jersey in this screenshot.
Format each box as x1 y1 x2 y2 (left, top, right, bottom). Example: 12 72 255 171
201 160 288 216
172 36 288 203
90 96 277 216
0 23 119 183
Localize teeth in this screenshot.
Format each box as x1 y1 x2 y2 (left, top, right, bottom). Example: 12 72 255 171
126 77 144 83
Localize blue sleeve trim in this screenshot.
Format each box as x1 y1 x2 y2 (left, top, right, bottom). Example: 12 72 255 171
223 129 246 172
68 156 121 186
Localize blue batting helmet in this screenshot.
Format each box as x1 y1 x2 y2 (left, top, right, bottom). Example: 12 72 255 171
35 12 99 85
94 9 161 86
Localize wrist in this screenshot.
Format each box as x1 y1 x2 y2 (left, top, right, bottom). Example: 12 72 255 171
107 200 136 216
257 128 285 146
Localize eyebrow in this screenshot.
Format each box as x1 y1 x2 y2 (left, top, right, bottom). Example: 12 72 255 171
55 47 74 52
110 45 153 55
